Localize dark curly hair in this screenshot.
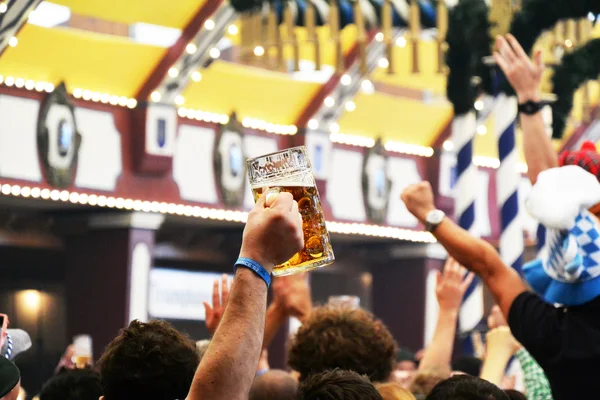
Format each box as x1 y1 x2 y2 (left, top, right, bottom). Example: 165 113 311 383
426 375 509 400
288 306 397 383
40 368 103 400
297 369 383 400
98 320 199 400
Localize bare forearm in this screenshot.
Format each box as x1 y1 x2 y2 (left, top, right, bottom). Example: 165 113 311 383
480 348 513 386
419 309 458 372
263 302 287 350
521 111 557 184
188 269 267 400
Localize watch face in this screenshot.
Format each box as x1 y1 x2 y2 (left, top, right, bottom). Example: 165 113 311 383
428 209 445 225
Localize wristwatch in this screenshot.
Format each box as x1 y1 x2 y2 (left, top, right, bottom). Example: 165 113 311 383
518 100 547 115
425 209 446 232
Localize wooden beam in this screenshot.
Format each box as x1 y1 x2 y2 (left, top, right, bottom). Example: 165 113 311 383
135 0 224 101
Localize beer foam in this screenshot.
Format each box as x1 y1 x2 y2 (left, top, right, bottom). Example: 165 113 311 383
251 181 315 190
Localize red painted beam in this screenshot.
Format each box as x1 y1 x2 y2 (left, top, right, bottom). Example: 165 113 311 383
294 31 377 129
135 0 224 101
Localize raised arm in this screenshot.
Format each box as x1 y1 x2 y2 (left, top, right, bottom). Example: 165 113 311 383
419 258 474 373
187 192 304 400
494 34 557 184
401 182 527 317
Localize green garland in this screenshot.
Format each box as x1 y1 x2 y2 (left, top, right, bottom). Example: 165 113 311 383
445 0 491 115
551 38 600 139
502 0 600 95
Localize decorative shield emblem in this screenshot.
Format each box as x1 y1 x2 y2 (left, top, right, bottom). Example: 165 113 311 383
362 138 391 224
37 81 82 188
214 112 246 207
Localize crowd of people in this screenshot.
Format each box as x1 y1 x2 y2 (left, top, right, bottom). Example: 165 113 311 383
0 34 596 400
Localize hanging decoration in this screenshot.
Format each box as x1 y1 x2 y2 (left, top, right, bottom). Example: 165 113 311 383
551 38 600 139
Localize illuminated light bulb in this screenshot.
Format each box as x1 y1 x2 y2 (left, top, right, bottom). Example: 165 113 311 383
330 123 340 133
69 192 79 203
253 46 265 56
168 67 179 78
378 58 389 68
396 36 407 47
124 199 134 210
73 88 83 98
25 80 35 90
4 76 14 86
91 92 101 102
360 79 374 94
21 187 31 197
178 108 188 118
159 203 169 213
8 36 18 47
151 91 161 102
474 100 484 111
106 197 116 208
308 119 319 130
175 95 185 106
82 90 92 100
289 125 298 135
100 93 110 103
10 185 20 196
88 194 97 205
15 78 24 88
209 48 221 59
34 81 45 92
79 193 88 204
118 96 128 106
324 96 335 107
375 32 384 42
219 114 229 124
127 98 137 109
0 3 6 13
204 19 215 30
59 190 69 201
340 74 352 86
167 203 177 214
141 202 151 212
175 204 185 215
191 71 202 82
227 24 239 35
45 83 54 92
477 125 487 135
50 190 60 201
115 198 125 209
345 101 356 112
31 187 41 198
109 95 119 105
186 43 197 54
565 39 573 48
133 200 143 211
97 195 107 206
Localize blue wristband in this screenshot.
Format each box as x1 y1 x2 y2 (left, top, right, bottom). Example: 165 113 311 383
234 257 271 288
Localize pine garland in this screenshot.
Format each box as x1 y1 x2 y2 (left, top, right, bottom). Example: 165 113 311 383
502 0 600 94
446 0 491 115
551 38 600 139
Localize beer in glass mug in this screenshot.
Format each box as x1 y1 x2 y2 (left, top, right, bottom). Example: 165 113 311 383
247 146 334 276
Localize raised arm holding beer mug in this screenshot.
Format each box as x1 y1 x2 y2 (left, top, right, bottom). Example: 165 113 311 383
187 188 304 400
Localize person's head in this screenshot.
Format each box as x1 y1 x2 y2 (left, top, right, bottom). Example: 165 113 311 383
297 369 383 400
451 357 483 377
0 357 20 400
98 320 199 400
288 306 397 382
396 349 418 372
249 370 297 400
374 382 416 400
503 389 526 400
410 369 451 397
40 368 102 400
426 375 509 400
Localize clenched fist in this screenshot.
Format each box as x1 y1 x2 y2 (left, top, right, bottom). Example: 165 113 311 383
240 191 304 273
401 181 436 223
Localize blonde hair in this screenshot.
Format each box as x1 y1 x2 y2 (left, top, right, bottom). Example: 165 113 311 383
374 382 417 400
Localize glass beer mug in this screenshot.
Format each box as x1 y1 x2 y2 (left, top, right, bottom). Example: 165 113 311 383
247 146 335 276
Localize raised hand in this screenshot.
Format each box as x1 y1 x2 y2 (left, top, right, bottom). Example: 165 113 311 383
203 274 230 335
493 34 543 103
487 305 508 329
400 181 436 223
486 326 522 356
435 257 475 312
239 191 304 272
272 273 312 322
